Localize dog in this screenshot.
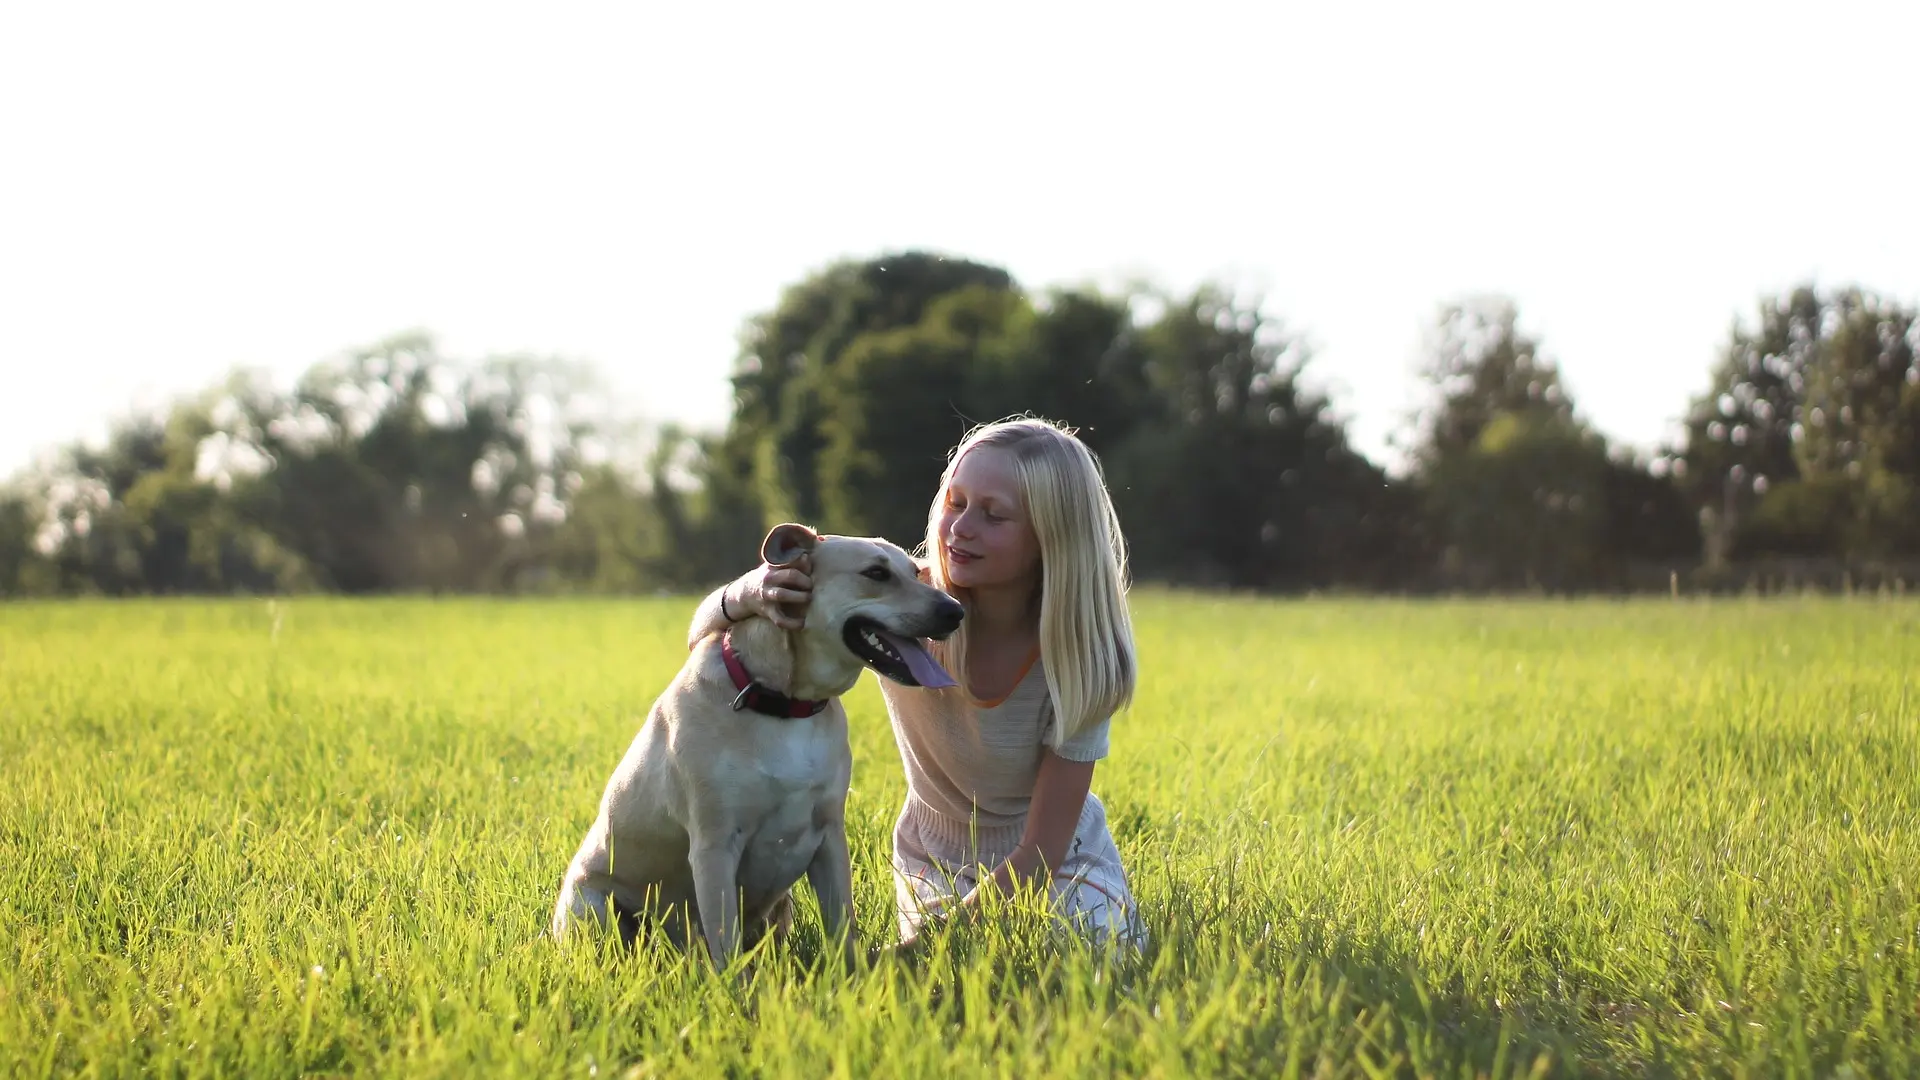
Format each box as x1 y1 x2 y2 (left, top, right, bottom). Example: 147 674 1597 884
550 522 964 967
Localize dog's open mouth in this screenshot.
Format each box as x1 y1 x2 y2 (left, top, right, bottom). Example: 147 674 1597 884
843 617 957 688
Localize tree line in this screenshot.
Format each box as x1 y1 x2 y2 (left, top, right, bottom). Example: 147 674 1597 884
3 252 1917 598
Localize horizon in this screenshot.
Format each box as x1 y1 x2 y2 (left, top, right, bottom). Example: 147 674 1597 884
4 0 1917 479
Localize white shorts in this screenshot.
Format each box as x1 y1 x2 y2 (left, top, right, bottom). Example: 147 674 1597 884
890 792 1146 951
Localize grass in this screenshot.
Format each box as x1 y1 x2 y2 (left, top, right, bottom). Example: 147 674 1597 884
1 593 1916 1078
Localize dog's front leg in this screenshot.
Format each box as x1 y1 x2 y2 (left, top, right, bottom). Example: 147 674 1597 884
688 836 745 969
806 827 859 964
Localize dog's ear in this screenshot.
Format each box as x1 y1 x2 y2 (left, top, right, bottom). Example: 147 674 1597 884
761 523 820 567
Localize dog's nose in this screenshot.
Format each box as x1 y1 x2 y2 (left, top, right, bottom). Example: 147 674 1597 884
934 597 965 635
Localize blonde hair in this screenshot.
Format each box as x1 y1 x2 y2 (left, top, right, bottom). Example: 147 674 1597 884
919 417 1137 746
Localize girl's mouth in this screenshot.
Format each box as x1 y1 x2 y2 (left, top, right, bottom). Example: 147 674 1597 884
947 545 981 564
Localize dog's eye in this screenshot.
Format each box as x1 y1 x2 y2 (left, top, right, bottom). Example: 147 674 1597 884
862 567 892 582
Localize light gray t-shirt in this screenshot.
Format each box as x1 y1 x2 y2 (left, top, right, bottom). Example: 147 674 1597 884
881 654 1111 830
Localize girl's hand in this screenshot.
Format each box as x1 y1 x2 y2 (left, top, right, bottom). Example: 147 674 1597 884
887 898 977 960
727 556 813 630
887 929 924 959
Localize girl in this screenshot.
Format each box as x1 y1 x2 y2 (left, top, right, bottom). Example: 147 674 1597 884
686 417 1143 951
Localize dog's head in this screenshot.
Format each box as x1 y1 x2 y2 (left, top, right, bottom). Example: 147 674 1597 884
762 523 964 688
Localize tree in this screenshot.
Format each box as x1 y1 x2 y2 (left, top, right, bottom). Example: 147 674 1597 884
728 252 1016 530
1680 287 1821 563
1423 412 1612 589
976 287 1155 460
0 488 53 596
1409 297 1621 589
1598 453 1701 576
48 412 171 594
1408 296 1575 466
26 403 284 595
1107 287 1392 589
222 334 597 592
816 285 1032 546
1794 289 1920 555
1682 285 1920 560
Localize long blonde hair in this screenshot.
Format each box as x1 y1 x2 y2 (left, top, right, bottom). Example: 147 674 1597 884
920 417 1137 745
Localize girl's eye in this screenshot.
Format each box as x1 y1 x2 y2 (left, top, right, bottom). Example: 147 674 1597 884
983 512 1005 524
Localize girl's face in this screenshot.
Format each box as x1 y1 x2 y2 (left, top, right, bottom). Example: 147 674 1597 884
937 447 1041 593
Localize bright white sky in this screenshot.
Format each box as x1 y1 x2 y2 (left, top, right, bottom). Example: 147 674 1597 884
3 0 1916 480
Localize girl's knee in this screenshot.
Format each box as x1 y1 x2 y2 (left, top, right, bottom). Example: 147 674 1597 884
1051 880 1147 952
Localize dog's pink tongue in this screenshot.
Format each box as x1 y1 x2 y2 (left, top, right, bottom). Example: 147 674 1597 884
876 629 957 688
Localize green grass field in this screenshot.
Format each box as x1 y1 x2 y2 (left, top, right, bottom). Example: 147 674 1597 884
2 595 1916 1078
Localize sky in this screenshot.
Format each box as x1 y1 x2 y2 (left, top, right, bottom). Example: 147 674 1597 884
3 0 1917 480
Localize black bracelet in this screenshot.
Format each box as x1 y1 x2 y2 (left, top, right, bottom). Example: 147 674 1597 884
720 588 736 623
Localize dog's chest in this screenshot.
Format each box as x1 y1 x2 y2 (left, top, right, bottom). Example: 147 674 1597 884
737 794 828 896
733 723 847 894
750 719 846 788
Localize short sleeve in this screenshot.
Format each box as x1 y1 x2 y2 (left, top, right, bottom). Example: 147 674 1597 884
1044 697 1111 762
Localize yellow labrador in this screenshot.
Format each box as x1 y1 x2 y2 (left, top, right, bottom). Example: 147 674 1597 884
550 523 962 967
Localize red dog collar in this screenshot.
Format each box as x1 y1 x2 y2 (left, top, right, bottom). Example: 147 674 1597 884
720 630 831 719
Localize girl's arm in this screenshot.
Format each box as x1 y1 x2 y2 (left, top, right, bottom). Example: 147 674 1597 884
685 582 739 650
958 750 1094 908
685 558 815 650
